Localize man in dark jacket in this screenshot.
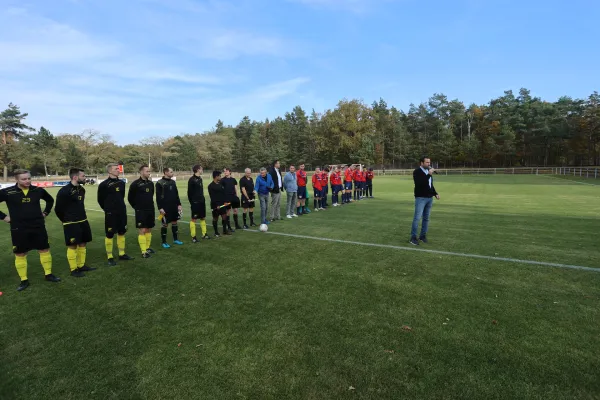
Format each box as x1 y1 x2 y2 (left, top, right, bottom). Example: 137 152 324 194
156 167 183 248
268 160 284 221
409 157 440 245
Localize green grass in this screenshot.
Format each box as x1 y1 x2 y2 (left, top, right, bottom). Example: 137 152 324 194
1 175 599 400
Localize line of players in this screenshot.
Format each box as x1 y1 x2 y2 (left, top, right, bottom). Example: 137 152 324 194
0 163 374 292
301 164 375 214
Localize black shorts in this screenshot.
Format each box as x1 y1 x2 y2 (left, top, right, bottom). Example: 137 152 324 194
191 202 206 220
63 221 93 246
297 186 307 199
135 209 155 229
11 227 50 254
226 197 241 209
241 195 255 209
211 204 228 219
105 211 128 236
161 208 179 224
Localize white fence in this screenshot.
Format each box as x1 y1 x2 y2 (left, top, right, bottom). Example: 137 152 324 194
375 167 600 178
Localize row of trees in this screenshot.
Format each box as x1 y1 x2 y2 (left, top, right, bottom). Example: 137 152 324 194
1 88 599 178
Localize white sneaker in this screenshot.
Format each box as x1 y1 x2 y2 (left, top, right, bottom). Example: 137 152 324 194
286 215 292 219
292 214 298 217
319 207 325 210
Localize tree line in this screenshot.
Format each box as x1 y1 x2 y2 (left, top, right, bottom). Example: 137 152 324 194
1 88 599 179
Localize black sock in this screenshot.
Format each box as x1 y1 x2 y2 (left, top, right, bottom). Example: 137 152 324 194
249 212 254 224
243 213 247 225
314 199 317 209
222 219 228 232
172 225 178 241
234 214 240 227
161 227 167 243
213 220 219 235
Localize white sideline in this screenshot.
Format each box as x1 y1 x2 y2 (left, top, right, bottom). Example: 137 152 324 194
87 208 599 273
542 175 600 186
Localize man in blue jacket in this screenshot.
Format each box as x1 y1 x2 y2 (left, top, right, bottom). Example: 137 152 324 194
254 167 274 225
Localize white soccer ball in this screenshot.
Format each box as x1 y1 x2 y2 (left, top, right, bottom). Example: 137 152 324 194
259 224 268 232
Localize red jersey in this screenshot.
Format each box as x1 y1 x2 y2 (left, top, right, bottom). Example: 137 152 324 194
366 171 374 181
354 170 362 182
344 169 353 182
321 171 329 186
311 173 322 190
360 171 367 182
331 172 342 185
296 170 307 187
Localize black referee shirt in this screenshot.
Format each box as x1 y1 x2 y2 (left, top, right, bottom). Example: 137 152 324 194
220 177 238 200
187 175 205 203
239 176 254 198
208 181 226 206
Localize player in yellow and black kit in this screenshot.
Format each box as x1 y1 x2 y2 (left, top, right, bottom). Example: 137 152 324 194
156 167 183 248
0 169 60 291
188 164 211 243
97 163 134 266
128 164 156 258
55 168 96 277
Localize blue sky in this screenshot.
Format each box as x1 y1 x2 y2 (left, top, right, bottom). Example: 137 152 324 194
1 0 598 144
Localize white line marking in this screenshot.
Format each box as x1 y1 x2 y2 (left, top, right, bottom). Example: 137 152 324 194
86 209 599 273
541 175 600 186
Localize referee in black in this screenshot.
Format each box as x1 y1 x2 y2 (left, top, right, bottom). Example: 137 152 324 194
128 164 156 258
409 157 440 245
98 163 134 266
239 168 256 228
0 169 60 291
55 168 96 277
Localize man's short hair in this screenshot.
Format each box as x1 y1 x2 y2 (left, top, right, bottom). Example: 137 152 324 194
106 163 119 173
139 164 149 172
289 164 295 168
419 156 430 163
259 167 267 172
192 164 202 173
212 170 221 179
223 167 231 173
273 160 279 166
163 167 171 174
324 168 329 172
13 169 30 179
69 168 83 179
244 168 251 173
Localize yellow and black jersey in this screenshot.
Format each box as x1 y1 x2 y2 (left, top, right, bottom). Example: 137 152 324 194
128 178 155 211
0 184 54 229
55 183 87 224
97 177 126 213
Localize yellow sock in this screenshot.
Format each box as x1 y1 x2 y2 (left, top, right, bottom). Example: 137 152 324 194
15 255 28 281
105 237 114 259
67 248 78 272
138 235 147 255
76 247 86 268
145 232 152 251
117 235 126 256
190 221 196 238
40 252 52 275
200 220 207 237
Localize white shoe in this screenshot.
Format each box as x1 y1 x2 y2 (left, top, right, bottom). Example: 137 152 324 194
292 214 298 217
314 208 319 212
319 207 325 210
286 215 292 219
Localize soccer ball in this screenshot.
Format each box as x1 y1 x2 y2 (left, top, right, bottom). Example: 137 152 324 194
259 224 268 232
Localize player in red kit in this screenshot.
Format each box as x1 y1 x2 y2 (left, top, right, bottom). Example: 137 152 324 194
296 163 308 215
321 168 330 208
311 167 324 211
343 165 354 204
330 166 343 206
366 167 374 198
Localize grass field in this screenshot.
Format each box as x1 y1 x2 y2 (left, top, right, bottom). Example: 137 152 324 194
1 174 599 400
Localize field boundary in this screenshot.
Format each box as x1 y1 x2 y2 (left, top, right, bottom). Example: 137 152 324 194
541 174 600 186
87 209 599 273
